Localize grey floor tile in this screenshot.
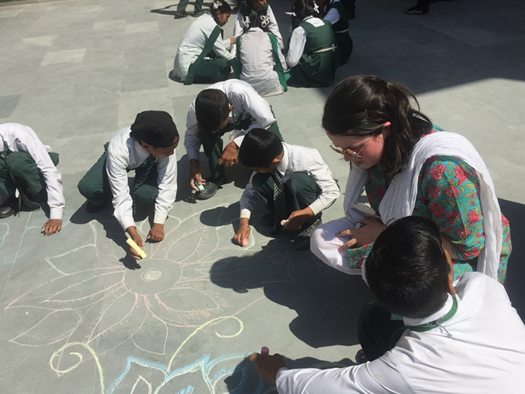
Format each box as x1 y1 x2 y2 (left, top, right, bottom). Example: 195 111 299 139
0 94 22 119
120 68 169 92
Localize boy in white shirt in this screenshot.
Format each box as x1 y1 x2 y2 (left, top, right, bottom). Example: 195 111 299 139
0 123 65 236
78 111 179 259
250 216 525 393
234 129 339 250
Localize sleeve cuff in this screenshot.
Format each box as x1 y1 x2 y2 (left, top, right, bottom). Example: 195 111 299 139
121 216 136 232
240 208 252 219
308 200 324 216
49 207 63 220
187 149 200 161
154 211 168 224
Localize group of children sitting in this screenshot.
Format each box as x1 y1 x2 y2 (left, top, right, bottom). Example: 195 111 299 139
169 0 354 92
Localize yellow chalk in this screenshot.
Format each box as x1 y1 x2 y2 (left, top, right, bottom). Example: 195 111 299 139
126 238 147 259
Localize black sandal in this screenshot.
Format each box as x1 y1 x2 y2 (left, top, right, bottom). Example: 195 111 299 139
404 5 429 15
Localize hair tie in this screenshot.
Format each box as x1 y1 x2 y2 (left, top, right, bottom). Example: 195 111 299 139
260 14 270 28
212 0 221 9
244 15 250 27
313 2 320 13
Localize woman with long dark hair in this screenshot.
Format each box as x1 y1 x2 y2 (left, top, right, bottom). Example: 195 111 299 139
311 75 511 284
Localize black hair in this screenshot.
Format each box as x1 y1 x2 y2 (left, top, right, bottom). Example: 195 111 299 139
195 89 230 133
365 216 451 319
238 128 283 168
130 110 179 148
322 75 432 180
290 0 320 28
210 0 231 19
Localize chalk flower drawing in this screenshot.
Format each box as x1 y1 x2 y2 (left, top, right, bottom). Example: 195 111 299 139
5 206 275 393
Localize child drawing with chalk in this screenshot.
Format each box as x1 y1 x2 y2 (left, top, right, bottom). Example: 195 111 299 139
234 129 339 250
0 123 65 236
78 111 179 259
184 79 282 200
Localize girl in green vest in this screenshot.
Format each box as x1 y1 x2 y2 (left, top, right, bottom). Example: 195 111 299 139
286 0 337 87
316 0 353 67
169 1 235 85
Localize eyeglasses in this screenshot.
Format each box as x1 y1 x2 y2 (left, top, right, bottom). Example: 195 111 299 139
330 136 372 160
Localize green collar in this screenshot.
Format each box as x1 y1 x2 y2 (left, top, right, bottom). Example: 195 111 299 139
405 296 458 333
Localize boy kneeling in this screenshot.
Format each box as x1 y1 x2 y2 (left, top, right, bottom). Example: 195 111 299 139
234 129 339 250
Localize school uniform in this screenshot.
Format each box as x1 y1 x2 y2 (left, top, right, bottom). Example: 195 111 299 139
240 143 339 225
78 127 178 231
286 16 337 87
0 123 64 219
170 13 234 85
233 27 287 96
184 79 282 180
323 0 353 66
276 273 525 393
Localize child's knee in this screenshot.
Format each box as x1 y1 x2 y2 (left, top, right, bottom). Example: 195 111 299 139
6 152 36 176
286 172 315 193
133 186 158 204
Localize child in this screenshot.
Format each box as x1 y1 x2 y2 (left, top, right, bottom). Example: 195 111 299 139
78 111 179 259
234 129 339 250
184 79 282 200
286 0 337 87
233 0 284 55
169 0 234 85
0 123 64 236
316 0 353 66
232 6 288 96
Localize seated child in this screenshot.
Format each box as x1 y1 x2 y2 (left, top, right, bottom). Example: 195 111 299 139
233 0 284 55
317 0 353 66
232 7 288 97
78 111 179 259
169 0 234 85
286 0 337 87
251 217 525 391
0 123 65 236
234 129 339 250
184 79 282 200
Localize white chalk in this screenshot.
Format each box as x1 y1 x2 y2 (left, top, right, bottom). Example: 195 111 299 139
261 346 269 355
242 239 248 247
126 238 147 259
280 219 289 227
194 180 205 192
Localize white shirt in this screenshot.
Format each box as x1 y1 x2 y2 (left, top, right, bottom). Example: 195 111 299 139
184 80 277 161
276 273 525 393
240 143 339 219
323 0 341 25
238 27 287 97
0 123 64 220
232 4 284 56
173 13 233 82
286 17 326 68
106 127 178 231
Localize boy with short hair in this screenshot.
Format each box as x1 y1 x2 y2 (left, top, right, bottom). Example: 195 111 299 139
78 111 179 259
234 128 339 250
0 123 65 236
184 79 282 200
251 216 525 392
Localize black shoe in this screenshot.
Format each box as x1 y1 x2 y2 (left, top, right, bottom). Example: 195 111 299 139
195 181 218 200
0 206 15 219
85 201 106 213
293 217 322 250
193 10 205 17
174 11 188 19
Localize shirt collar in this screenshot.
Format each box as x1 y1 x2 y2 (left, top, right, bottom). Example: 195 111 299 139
403 293 455 327
275 144 288 176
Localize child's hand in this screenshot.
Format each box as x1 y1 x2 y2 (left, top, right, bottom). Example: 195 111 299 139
126 227 144 259
284 208 313 230
233 223 250 247
218 141 239 167
147 223 165 242
189 159 204 191
249 352 286 385
41 219 62 236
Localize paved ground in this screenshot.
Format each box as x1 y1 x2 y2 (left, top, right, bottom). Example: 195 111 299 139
0 0 524 392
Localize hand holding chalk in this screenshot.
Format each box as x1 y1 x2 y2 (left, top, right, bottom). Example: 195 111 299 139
126 238 147 259
280 219 289 227
242 238 248 247
193 180 205 192
261 346 269 355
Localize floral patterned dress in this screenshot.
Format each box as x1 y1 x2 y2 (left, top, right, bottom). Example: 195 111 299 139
348 127 512 284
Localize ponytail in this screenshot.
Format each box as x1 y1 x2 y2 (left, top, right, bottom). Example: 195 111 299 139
290 0 320 28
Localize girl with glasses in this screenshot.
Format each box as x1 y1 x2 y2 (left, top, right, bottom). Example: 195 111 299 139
311 75 511 285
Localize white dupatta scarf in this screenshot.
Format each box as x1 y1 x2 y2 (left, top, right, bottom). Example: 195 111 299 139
344 132 502 279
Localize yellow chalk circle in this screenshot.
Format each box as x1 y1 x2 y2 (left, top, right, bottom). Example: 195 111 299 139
126 238 147 259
